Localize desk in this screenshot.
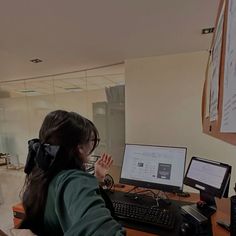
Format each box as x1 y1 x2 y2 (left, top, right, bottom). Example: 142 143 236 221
12 185 230 236
123 195 230 236
111 185 230 236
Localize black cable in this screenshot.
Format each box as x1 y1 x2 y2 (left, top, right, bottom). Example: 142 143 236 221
134 189 157 199
124 186 139 196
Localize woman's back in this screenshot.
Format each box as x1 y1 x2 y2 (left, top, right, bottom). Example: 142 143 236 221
20 110 125 235
44 169 125 236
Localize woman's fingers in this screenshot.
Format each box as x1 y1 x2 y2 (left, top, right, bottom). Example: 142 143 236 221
104 154 108 163
104 154 112 166
100 153 106 162
107 158 113 168
98 153 113 168
106 155 112 166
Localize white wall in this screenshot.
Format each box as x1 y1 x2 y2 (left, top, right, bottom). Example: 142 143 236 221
125 51 236 196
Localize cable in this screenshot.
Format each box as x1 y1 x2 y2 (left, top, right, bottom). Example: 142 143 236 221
134 189 157 199
124 186 139 196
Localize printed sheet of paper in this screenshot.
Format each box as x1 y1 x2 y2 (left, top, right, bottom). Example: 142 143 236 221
221 0 236 132
210 2 225 121
205 57 212 118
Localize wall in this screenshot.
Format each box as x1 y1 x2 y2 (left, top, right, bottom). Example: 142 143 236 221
125 51 236 195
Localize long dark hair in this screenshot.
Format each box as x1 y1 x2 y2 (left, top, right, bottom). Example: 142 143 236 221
20 110 99 235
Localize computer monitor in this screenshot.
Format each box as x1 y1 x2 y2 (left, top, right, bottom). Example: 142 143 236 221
119 144 187 193
184 156 231 215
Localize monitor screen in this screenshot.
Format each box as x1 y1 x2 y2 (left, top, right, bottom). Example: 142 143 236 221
120 144 187 193
184 157 231 198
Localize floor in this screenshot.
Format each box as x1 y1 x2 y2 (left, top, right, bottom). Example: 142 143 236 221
0 166 25 235
0 165 121 235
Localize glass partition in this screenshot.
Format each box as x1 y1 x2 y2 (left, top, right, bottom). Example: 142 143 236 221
0 64 125 180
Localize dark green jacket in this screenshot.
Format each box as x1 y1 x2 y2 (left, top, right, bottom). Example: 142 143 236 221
44 169 125 236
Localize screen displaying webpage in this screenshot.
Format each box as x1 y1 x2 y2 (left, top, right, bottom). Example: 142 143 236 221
186 159 227 189
120 144 186 188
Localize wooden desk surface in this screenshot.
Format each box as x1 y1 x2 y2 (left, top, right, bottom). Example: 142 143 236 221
12 185 230 236
114 185 230 236
125 199 230 236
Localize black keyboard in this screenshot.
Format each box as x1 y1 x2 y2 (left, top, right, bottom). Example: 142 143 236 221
112 200 175 230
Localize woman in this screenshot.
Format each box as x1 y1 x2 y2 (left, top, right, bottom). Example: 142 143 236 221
19 110 125 236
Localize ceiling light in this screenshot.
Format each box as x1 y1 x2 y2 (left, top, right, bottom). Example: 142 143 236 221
19 89 36 93
64 87 82 91
18 90 42 96
30 58 43 63
201 27 214 34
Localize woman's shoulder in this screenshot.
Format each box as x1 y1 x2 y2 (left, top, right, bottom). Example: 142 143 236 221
52 169 97 191
56 169 92 178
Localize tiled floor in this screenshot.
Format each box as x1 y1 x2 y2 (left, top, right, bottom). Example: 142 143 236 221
0 167 25 235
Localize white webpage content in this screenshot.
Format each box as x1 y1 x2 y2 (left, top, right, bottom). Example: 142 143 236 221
187 160 227 189
121 145 186 188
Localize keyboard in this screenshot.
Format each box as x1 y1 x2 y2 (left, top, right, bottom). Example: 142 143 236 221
196 204 216 218
182 204 215 219
181 205 208 224
112 200 175 230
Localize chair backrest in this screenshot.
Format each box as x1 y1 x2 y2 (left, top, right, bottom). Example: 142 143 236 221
0 228 8 236
10 229 36 236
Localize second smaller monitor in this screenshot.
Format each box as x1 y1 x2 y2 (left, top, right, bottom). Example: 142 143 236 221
183 156 231 216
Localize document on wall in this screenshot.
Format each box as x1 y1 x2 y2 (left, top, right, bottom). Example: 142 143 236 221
210 2 225 121
204 56 212 118
221 0 236 132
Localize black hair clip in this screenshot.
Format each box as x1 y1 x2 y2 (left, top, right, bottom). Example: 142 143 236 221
24 139 60 174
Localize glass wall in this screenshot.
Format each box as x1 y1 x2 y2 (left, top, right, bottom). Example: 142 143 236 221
0 64 125 180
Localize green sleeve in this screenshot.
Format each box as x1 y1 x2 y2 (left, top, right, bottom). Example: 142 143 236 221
54 170 125 236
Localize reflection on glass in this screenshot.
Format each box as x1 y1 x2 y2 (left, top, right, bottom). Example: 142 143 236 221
0 64 125 175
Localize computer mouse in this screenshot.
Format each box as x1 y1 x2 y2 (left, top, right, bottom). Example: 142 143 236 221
197 200 207 209
158 198 171 207
180 222 192 236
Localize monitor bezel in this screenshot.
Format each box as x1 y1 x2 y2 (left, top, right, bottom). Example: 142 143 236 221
119 143 187 193
184 156 231 198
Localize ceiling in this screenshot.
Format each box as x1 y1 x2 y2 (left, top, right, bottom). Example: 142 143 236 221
0 64 125 97
0 0 219 83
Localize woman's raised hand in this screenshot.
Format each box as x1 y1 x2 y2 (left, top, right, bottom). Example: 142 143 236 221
94 153 113 182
